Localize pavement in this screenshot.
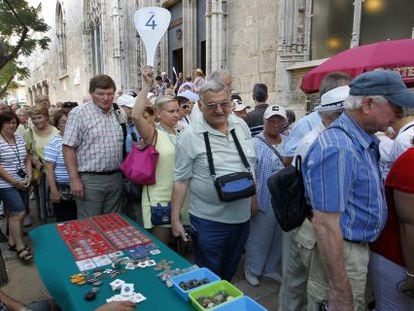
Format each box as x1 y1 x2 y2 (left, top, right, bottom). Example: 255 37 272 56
0 203 280 310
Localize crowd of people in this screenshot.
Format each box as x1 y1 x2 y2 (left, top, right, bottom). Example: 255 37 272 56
0 65 413 311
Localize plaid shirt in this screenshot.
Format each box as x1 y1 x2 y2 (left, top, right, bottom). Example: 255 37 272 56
63 102 125 172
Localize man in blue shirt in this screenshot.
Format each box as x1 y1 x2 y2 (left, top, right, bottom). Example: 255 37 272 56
302 70 414 310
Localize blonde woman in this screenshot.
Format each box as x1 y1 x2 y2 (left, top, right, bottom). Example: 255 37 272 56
132 66 185 245
23 105 58 220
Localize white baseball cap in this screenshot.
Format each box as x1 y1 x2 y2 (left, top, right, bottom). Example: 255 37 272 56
264 105 287 120
232 99 250 112
117 94 135 108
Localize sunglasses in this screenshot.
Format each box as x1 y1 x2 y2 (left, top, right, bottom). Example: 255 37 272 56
181 105 190 109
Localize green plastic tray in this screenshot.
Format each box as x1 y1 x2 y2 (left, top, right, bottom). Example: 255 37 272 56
188 280 244 311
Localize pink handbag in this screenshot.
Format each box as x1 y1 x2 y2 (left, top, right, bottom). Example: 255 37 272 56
120 131 159 185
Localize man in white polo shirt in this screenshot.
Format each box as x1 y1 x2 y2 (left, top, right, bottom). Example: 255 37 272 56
171 78 256 281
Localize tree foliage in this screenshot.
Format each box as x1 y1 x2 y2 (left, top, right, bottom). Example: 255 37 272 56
0 0 50 97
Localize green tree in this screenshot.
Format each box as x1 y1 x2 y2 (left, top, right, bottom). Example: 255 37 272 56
0 0 50 97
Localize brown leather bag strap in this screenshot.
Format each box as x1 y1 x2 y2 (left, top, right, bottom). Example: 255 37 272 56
151 129 158 146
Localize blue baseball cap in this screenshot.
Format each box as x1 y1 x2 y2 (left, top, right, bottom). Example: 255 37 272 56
349 70 414 108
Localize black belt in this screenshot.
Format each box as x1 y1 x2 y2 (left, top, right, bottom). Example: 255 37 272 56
79 170 120 176
343 238 367 245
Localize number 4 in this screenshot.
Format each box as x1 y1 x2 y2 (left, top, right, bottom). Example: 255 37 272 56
146 14 157 30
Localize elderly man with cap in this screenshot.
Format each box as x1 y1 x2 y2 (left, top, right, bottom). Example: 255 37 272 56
278 85 350 309
232 98 250 120
244 104 287 287
302 70 414 310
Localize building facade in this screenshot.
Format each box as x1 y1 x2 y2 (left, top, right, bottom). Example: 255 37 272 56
24 0 414 114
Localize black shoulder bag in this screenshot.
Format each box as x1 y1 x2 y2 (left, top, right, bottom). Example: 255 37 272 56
203 129 256 202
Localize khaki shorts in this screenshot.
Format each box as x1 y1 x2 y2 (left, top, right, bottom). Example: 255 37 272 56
296 220 369 311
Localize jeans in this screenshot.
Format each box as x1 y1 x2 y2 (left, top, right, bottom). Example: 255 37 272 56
189 214 249 281
0 187 28 214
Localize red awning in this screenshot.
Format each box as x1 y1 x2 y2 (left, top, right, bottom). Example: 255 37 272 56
301 39 414 93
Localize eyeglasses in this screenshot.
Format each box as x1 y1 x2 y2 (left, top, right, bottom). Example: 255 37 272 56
203 101 232 110
181 105 190 109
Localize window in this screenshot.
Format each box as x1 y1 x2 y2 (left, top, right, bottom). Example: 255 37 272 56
85 0 103 75
56 2 67 73
310 0 414 60
360 0 414 44
310 0 353 60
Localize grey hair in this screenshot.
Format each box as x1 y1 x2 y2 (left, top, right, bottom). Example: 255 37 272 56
344 95 388 110
206 70 231 82
401 107 414 117
199 79 229 102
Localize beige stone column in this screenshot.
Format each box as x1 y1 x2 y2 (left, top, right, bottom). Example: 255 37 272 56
350 0 363 48
205 1 212 74
182 0 197 78
207 0 226 73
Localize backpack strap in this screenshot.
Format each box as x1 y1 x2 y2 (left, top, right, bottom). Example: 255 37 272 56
113 103 127 159
325 125 352 140
256 135 285 167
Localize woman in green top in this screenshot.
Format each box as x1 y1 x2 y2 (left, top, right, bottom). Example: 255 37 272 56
23 105 58 220
132 66 183 246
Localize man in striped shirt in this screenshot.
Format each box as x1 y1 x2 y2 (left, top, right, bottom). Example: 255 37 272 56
63 75 126 218
302 70 414 310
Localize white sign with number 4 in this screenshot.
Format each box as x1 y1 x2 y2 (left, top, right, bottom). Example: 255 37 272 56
134 7 171 67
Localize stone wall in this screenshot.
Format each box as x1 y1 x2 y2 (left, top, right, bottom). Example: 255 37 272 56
226 0 279 106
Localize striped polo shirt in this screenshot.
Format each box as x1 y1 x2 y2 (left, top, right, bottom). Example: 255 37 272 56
44 134 70 183
0 135 27 188
303 112 387 242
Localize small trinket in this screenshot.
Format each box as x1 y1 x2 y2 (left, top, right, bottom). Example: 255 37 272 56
84 291 96 301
